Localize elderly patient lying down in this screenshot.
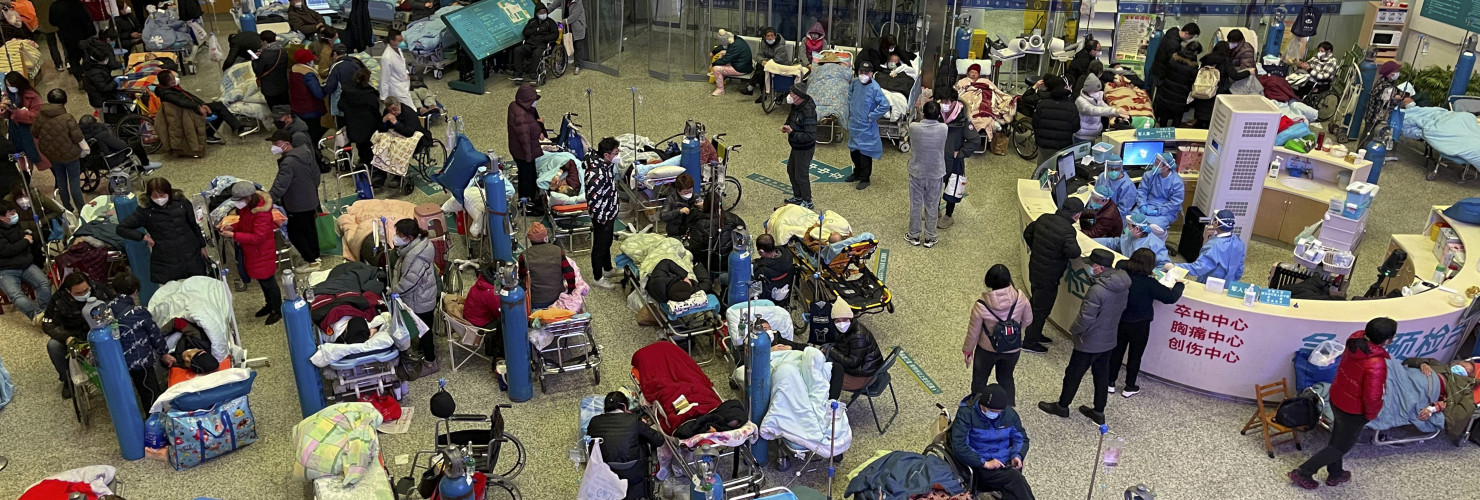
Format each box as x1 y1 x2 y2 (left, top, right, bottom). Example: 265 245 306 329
643 258 712 312
1313 357 1473 434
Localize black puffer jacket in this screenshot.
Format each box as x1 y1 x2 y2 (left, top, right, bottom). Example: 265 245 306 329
1022 206 1082 287
784 88 817 149
81 58 120 108
643 259 692 301
42 279 113 344
1031 87 1079 152
1065 48 1096 87
253 48 291 98
830 322 883 377
117 192 210 284
339 81 381 144
0 219 32 271
1153 53 1200 117
587 411 666 465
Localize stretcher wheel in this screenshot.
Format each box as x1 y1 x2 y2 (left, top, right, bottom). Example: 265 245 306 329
591 367 600 386
1295 442 1303 451
898 141 910 153
539 375 548 394
1427 169 1439 181
1267 451 1275 458
886 302 895 313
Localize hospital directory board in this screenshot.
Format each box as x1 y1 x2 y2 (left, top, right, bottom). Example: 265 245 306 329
442 0 533 61
1420 0 1480 32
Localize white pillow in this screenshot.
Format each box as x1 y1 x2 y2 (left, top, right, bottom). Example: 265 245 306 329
647 165 686 179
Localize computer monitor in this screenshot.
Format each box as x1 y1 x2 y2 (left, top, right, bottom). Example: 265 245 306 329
1057 150 1076 179
1121 141 1164 167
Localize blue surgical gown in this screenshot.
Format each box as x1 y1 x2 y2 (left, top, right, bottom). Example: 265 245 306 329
1136 170 1185 230
1178 233 1246 282
1094 231 1171 267
846 79 890 159
1096 171 1139 214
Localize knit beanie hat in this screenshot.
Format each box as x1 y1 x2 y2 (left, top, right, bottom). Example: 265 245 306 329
717 29 735 45
527 222 549 242
830 297 854 320
293 48 316 65
1082 73 1103 94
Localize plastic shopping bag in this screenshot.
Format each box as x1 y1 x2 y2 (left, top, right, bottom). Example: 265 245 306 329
577 438 628 500
208 33 223 62
1307 340 1344 367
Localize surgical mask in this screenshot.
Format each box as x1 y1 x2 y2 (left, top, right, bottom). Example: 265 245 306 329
1090 91 1104 100
233 200 248 209
393 236 409 247
886 62 898 69
1145 164 1159 177
271 145 285 155
73 293 90 302
292 1 302 6
1087 200 1103 210
532 100 538 108
1317 51 1330 59
766 38 777 45
1228 42 1238 49
5 86 15 93
1108 169 1122 180
680 191 692 200
4 214 15 225
859 74 872 84
152 196 169 207
786 94 798 105
1453 365 1470 377
16 197 28 209
537 13 547 20
983 410 1002 419
834 320 850 332
398 41 408 50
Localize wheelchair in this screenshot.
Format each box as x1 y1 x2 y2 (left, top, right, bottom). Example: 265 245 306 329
102 89 161 155
1008 75 1040 161
78 138 144 194
532 30 569 87
395 384 526 499
1298 78 1338 123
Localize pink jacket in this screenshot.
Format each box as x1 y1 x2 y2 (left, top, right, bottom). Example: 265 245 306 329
965 287 1033 354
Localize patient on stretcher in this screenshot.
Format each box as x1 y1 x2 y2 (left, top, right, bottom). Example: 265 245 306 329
644 258 710 306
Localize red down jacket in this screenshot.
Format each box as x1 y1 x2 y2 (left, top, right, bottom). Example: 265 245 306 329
1328 331 1390 421
231 192 280 281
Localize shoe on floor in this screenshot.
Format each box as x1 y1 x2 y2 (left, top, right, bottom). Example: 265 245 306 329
143 161 163 171
1121 385 1140 398
1037 401 1069 418
711 89 725 96
905 236 921 246
1107 385 1116 394
32 311 44 326
938 215 954 229
1021 342 1047 354
1289 470 1319 490
855 181 870 190
238 124 261 137
307 260 322 270
572 66 580 75
799 200 814 209
254 306 272 318
783 197 802 205
1078 405 1106 425
1325 470 1351 487
845 174 859 182
265 311 282 325
754 95 764 104
206 136 225 145
923 239 937 248
741 85 754 95
592 276 617 290
61 382 73 399
421 360 441 377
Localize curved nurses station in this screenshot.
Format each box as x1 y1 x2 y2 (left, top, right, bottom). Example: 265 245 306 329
1019 96 1472 400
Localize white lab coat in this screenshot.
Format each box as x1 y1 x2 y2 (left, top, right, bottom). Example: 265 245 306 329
379 47 414 108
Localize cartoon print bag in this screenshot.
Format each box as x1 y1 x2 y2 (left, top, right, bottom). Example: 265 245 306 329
165 394 259 470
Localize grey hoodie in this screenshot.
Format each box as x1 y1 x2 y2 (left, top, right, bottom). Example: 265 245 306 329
906 119 948 180
1069 267 1131 353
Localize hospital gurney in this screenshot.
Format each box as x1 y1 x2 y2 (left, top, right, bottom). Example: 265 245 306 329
538 113 593 253
1416 95 1480 182
1307 356 1480 446
876 56 924 153
810 53 855 144
616 234 725 364
765 206 893 316
302 257 411 403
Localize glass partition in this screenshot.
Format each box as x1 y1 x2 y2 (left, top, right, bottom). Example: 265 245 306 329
643 0 688 79
586 0 624 75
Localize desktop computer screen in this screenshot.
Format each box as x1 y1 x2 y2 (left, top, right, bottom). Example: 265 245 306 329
1121 141 1164 167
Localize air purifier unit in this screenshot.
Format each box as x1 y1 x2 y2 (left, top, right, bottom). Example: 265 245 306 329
1192 95 1281 246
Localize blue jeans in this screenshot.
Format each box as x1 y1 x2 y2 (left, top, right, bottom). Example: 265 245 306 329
0 265 51 319
52 159 83 212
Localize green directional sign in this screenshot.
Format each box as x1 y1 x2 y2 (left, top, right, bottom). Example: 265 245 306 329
876 248 890 285
1420 0 1480 33
896 349 942 395
745 173 793 195
1135 127 1177 140
780 158 855 183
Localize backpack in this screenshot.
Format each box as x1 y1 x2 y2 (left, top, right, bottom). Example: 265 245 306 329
977 299 1023 352
1191 66 1221 99
1273 391 1320 430
1291 0 1322 38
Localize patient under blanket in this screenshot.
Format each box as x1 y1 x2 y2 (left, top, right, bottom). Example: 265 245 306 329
765 204 852 247
1312 357 1447 433
1400 103 1480 166
759 348 853 458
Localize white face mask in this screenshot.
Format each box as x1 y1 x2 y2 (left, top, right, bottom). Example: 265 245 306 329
786 94 798 105
233 200 248 209
16 197 29 209
73 293 90 302
886 62 898 69
152 196 169 207
679 191 692 199
292 1 302 6
5 86 15 93
393 236 409 247
766 38 777 45
1228 42 1238 49
1090 90 1104 100
834 320 851 332
537 13 547 20
270 145 285 155
859 74 872 84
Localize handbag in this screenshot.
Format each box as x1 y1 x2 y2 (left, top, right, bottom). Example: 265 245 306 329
1291 0 1321 38
315 212 340 253
165 394 258 470
577 438 628 500
944 172 967 202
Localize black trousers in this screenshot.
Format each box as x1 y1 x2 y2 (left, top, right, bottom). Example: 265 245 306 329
849 149 873 182
61 38 85 79
285 209 321 263
515 159 538 201
972 347 1020 405
259 276 282 310
1024 280 1059 344
592 219 614 281
945 201 957 217
355 140 373 168
787 146 814 201
1058 349 1112 413
265 93 289 110
512 43 544 75
970 466 1035 500
1297 407 1368 478
43 32 62 69
1111 320 1151 389
204 102 243 137
129 363 163 417
300 115 328 148
417 310 438 361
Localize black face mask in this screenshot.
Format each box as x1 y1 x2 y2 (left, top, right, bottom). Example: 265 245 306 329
274 120 288 130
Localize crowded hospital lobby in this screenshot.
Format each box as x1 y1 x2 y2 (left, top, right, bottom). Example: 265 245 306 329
4 0 1480 497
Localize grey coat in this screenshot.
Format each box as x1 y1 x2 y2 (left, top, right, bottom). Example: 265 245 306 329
906 120 948 180
391 237 437 314
565 0 587 41
757 34 794 66
1069 267 1131 353
269 145 322 213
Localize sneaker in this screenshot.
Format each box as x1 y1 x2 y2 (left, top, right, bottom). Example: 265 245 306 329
1107 386 1116 394
265 311 282 325
1288 470 1319 490
783 197 802 205
592 276 617 290
61 383 73 400
307 260 322 270
1078 405 1106 425
143 161 163 171
572 66 580 75
31 311 44 326
1325 471 1351 487
923 240 937 248
1121 385 1140 398
1021 342 1047 354
938 215 954 229
754 95 764 104
799 200 814 210
855 181 870 190
238 124 261 137
421 360 441 377
905 236 921 246
254 306 272 318
206 136 225 145
1036 401 1069 418
741 85 755 95
711 89 725 96
510 75 525 82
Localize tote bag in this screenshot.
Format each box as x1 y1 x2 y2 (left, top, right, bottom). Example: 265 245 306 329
316 212 340 253
577 438 628 500
1291 0 1322 38
166 394 258 470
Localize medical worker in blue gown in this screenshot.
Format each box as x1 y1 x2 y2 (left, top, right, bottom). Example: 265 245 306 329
1095 154 1138 213
1134 152 1184 232
845 61 890 191
1093 213 1170 266
1168 209 1245 282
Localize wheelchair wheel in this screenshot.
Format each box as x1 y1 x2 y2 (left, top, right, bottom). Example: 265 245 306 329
721 175 741 211
483 480 521 499
115 115 161 154
80 167 102 193
1308 91 1340 123
1011 119 1037 161
488 432 526 480
761 88 778 114
551 50 567 78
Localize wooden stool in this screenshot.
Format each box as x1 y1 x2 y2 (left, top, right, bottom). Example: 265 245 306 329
1240 378 1304 458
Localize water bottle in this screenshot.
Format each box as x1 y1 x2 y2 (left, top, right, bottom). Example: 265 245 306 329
144 413 165 449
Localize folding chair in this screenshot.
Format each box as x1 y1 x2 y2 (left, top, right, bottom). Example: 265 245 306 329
844 345 901 434
1239 378 1304 458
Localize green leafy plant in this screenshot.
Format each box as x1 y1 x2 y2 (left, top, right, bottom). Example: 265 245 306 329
1399 63 1480 107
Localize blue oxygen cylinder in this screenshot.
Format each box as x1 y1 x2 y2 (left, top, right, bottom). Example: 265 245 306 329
438 474 474 500
484 167 512 262
239 11 256 33
1365 137 1388 184
955 26 972 59
500 281 532 402
747 320 771 463
281 270 326 418
681 137 702 192
726 236 751 307
1450 36 1476 99
113 194 156 305
85 301 145 460
1348 57 1379 141
1143 28 1163 91
1264 17 1285 58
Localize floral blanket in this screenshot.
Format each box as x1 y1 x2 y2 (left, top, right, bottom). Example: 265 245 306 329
954 77 1015 139
1104 75 1154 117
811 62 854 122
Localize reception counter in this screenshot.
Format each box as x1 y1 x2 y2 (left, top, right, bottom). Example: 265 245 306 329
1017 179 1473 400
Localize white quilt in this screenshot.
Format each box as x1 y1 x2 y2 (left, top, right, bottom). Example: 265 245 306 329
149 276 234 363
725 300 794 348
758 348 852 458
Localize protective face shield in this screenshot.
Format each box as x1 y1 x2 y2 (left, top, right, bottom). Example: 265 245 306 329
1145 162 1159 177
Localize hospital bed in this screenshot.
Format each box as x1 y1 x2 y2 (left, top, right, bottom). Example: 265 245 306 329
149 273 263 379
631 341 763 495
302 253 412 403
875 55 925 153
764 205 894 316
1307 356 1479 447
403 3 466 78
616 233 724 363
809 51 856 144
531 313 601 393
1416 95 1480 182
537 113 593 253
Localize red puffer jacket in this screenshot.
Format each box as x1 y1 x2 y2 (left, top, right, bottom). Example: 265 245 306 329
462 273 502 328
1328 331 1390 420
231 192 280 281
